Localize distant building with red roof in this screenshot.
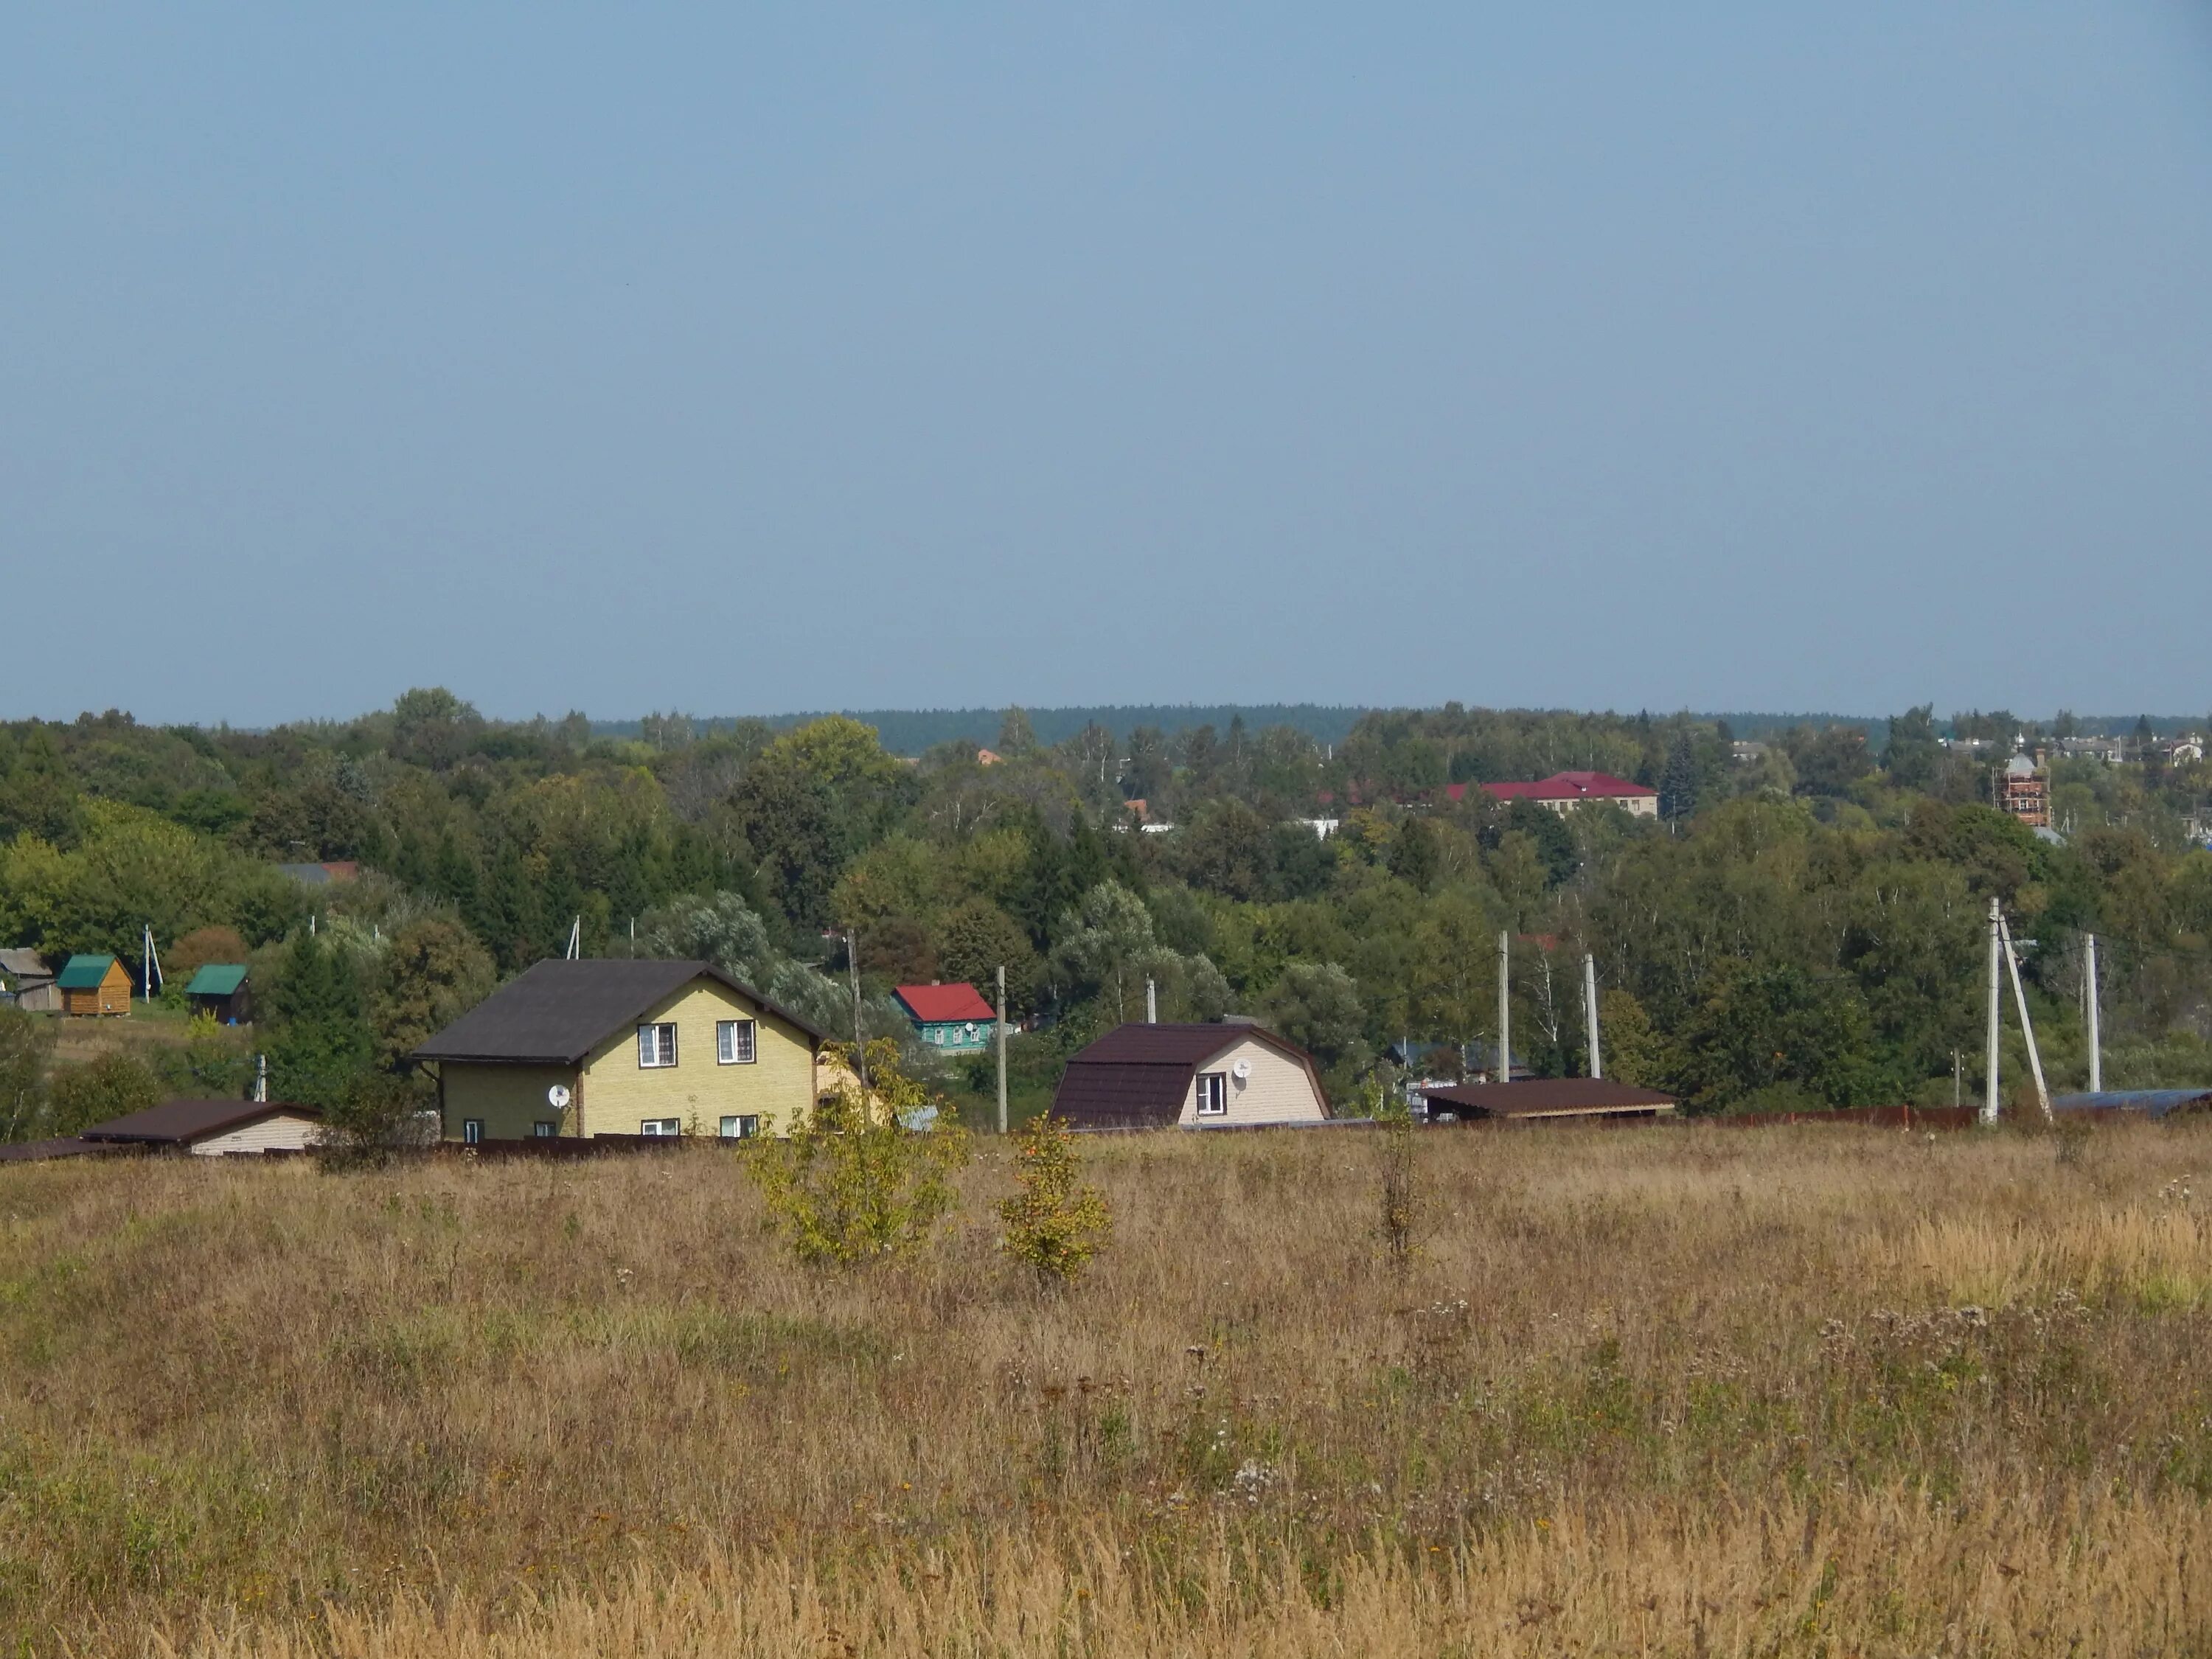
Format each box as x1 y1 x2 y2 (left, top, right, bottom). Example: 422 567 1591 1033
893 983 999 1053
1447 771 1657 818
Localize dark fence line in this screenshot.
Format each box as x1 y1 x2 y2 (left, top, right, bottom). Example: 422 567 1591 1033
434 1133 703 1160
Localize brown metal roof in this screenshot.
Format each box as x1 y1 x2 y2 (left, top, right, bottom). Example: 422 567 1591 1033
0 1136 116 1163
410 959 827 1065
1421 1079 1677 1119
1053 1023 1327 1129
79 1099 322 1144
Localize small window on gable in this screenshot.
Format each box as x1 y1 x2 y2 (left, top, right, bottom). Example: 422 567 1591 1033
637 1023 678 1068
1195 1072 1228 1116
717 1019 757 1065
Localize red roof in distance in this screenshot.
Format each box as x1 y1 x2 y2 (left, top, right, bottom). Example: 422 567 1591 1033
1449 771 1655 804
894 983 998 1023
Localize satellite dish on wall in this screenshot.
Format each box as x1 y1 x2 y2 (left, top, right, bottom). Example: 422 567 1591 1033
1231 1060 1252 1082
547 1085 572 1110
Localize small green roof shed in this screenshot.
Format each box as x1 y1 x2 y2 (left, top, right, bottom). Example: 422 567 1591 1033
183 963 252 1023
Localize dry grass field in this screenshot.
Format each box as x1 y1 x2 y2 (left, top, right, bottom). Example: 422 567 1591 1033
1 1121 2208 1655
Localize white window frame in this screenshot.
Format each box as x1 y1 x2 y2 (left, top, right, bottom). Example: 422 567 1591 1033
462 1119 484 1144
532 1120 555 1138
1195 1071 1228 1116
720 1113 761 1140
637 1023 678 1068
716 1018 757 1065
639 1117 681 1137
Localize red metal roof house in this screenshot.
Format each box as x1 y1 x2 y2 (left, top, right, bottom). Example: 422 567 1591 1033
893 983 999 1054
1447 771 1658 817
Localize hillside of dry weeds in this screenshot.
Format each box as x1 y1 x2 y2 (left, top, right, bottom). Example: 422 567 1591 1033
1 1122 2209 1655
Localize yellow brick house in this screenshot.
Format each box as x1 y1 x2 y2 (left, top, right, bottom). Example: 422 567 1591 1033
411 959 827 1142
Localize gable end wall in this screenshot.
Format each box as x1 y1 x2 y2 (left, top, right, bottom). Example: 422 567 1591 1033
1178 1035 1327 1127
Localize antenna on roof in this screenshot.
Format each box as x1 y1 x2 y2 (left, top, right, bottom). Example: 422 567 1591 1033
565 917 581 960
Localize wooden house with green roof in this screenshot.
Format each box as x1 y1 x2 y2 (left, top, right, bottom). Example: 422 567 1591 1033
184 964 251 1023
58 954 131 1017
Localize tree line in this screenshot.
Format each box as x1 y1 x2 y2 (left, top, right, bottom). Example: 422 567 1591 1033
1 692 2208 1138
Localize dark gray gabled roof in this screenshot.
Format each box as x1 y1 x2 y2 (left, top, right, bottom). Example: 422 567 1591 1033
0 949 52 984
410 959 827 1065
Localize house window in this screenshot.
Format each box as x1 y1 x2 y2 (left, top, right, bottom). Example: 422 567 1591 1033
640 1118 682 1136
462 1119 484 1144
717 1019 757 1065
532 1120 555 1138
720 1114 761 1140
637 1023 678 1068
1195 1072 1228 1116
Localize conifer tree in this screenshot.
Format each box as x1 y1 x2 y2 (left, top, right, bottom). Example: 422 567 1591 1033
265 931 375 1106
1658 729 1698 822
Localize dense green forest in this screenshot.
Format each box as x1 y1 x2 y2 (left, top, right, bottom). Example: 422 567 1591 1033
3 691 2210 1139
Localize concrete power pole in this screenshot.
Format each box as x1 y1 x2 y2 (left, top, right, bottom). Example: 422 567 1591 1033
996 963 1009 1136
1983 897 2003 1125
1497 931 1512 1084
1146 978 1157 1024
1584 952 1601 1079
1998 912 2053 1123
2085 932 2102 1094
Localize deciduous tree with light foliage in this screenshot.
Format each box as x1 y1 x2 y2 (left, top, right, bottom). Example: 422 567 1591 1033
745 1038 970 1267
997 1113 1110 1285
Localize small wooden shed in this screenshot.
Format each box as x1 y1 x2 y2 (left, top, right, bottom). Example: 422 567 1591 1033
57 955 131 1017
183 964 251 1023
0 949 59 1014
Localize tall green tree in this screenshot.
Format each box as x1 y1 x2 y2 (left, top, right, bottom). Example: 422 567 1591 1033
1658 730 1698 822
265 931 375 1107
0 1008 55 1141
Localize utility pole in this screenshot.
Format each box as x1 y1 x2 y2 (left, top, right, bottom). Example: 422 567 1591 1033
1497 931 1512 1084
1583 952 1601 1079
2085 933 2102 1094
1146 978 1157 1024
1983 897 2003 1125
995 964 1009 1136
1998 911 2053 1122
846 931 866 1087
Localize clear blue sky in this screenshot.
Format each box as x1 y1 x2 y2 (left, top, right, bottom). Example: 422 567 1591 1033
5 4 2209 726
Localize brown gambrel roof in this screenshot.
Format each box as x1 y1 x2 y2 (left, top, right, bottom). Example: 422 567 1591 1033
1421 1079 1677 1119
411 959 827 1066
1053 1023 1328 1129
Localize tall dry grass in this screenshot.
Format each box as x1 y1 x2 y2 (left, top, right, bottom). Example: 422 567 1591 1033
0 1121 2207 1655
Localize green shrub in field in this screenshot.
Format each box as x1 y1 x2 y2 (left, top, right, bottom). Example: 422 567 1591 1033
746 1038 969 1267
46 1052 161 1134
997 1113 1110 1285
